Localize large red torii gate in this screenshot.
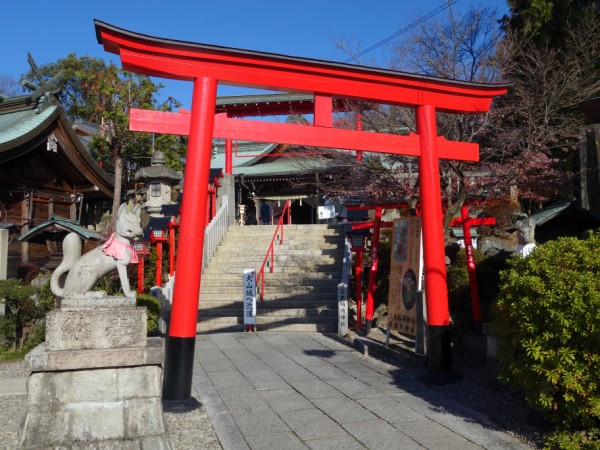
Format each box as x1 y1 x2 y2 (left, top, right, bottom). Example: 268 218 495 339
95 20 508 399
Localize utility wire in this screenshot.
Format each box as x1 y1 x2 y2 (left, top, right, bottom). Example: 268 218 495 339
344 0 460 63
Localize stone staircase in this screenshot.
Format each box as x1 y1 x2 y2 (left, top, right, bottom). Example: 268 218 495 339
197 224 346 332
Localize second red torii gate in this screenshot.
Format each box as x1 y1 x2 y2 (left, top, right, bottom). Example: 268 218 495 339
95 19 508 399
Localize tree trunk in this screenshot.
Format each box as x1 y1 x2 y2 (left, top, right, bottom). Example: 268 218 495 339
443 189 468 239
112 155 123 218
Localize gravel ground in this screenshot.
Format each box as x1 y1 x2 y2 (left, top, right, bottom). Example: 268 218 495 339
0 359 222 450
0 360 28 450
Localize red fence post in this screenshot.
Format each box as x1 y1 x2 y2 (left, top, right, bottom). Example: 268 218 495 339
355 250 364 331
225 138 233 175
365 207 382 334
169 223 176 277
461 205 483 334
137 256 145 294
155 241 163 287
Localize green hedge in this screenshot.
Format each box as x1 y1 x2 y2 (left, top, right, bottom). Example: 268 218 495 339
0 277 54 357
136 293 161 336
494 232 600 447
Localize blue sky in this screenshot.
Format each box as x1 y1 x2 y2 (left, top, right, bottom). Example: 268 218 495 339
3 0 509 109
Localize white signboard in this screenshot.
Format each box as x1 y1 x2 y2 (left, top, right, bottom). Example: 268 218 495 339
243 269 256 325
317 205 336 220
338 282 348 336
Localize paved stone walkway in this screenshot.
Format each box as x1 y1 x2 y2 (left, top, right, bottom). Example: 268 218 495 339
192 332 530 450
0 377 26 396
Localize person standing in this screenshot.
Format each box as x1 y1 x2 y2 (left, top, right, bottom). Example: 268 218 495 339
260 201 271 225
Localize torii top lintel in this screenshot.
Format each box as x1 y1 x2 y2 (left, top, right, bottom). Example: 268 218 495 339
94 20 508 115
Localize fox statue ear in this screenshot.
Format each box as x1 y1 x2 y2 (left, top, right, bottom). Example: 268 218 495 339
118 203 127 218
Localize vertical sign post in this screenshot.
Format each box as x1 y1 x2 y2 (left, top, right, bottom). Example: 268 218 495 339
338 282 348 336
0 229 8 280
243 269 256 332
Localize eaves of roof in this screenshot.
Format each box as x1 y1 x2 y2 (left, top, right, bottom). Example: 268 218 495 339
0 95 115 197
56 110 115 195
234 162 308 177
211 141 282 169
18 214 104 242
507 201 600 231
0 105 61 159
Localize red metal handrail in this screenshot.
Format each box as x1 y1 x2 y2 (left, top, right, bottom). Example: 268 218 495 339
256 200 291 301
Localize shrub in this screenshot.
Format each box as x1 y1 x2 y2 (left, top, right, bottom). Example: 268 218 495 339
17 263 41 285
446 264 470 312
494 232 600 442
0 279 36 351
445 248 507 325
136 293 161 336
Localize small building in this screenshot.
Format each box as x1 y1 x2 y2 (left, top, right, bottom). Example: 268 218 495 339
17 215 104 272
577 97 600 215
450 227 480 249
210 93 347 225
508 201 600 244
0 82 113 276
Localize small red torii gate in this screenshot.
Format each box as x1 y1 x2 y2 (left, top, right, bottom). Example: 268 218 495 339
95 20 508 399
450 206 496 335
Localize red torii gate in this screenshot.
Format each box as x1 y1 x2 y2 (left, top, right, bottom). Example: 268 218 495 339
95 20 508 399
450 206 496 334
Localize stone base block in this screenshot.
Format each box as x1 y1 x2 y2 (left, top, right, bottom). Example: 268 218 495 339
26 337 164 372
46 307 147 351
18 366 172 449
61 293 137 310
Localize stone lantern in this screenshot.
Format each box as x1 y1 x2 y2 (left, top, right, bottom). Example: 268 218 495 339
134 151 182 215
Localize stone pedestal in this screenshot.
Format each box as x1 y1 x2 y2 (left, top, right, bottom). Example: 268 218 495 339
18 295 173 449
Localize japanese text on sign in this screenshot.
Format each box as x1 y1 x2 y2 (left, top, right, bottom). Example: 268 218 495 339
243 269 256 325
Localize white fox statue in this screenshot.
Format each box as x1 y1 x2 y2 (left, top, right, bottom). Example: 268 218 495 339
50 203 144 299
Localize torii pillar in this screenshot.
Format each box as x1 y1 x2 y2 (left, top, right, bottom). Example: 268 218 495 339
95 19 508 399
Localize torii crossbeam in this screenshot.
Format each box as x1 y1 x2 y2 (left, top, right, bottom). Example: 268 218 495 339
95 20 508 399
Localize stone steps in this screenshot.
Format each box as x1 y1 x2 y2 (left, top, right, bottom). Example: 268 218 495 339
196 316 338 333
203 265 343 274
197 224 345 332
200 285 338 295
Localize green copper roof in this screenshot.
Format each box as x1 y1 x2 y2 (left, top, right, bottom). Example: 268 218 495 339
0 93 115 197
0 104 59 146
507 201 600 231
210 140 331 177
18 214 104 242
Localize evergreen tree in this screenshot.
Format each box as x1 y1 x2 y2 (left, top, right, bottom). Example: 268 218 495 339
22 54 187 216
